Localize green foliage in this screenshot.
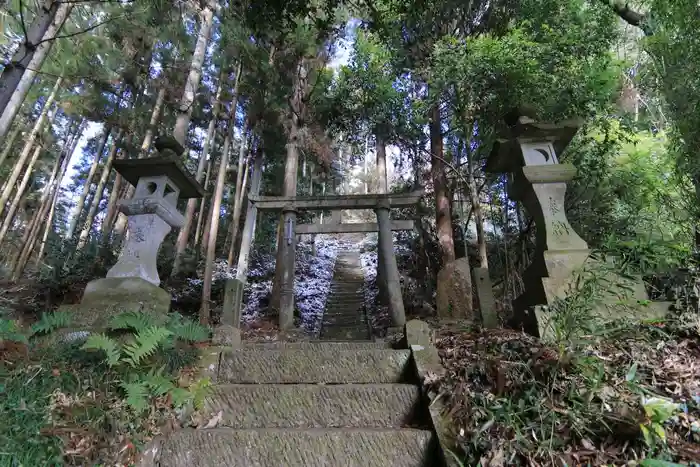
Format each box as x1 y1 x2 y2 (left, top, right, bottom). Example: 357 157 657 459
30 311 73 336
640 397 680 449
121 326 173 367
430 0 620 124
79 311 210 412
166 313 210 343
108 310 161 332
82 333 123 367
0 318 28 344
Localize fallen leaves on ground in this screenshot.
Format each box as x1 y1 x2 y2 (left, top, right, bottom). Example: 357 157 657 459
427 321 700 465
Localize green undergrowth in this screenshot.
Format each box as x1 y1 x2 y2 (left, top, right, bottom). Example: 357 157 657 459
0 311 212 466
429 258 700 466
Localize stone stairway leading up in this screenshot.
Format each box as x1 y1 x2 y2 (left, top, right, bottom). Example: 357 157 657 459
320 249 371 341
142 340 441 466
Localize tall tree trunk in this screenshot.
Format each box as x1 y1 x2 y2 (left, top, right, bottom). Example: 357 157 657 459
200 120 233 325
235 144 264 281
12 129 72 279
0 2 71 141
0 76 61 218
75 129 123 250
7 137 62 269
65 125 112 239
225 118 249 266
0 108 60 244
139 87 165 158
34 121 84 267
194 157 213 248
270 58 304 328
172 5 216 146
172 66 228 275
466 148 488 268
34 169 62 270
0 122 23 168
430 103 455 264
101 132 135 237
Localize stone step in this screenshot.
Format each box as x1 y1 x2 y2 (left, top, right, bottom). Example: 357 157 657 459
325 302 365 309
242 341 391 349
322 317 367 327
205 383 421 428
149 428 433 467
217 348 411 384
327 291 364 296
320 327 371 341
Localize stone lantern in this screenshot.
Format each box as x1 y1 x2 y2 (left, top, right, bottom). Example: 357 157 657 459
104 156 203 285
65 138 205 333
486 111 670 337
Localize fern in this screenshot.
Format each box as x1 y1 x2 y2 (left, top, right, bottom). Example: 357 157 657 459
169 388 192 408
120 381 150 413
142 367 175 396
170 320 210 343
31 311 72 335
108 311 159 332
0 319 28 344
82 334 122 367
190 377 212 411
122 326 172 367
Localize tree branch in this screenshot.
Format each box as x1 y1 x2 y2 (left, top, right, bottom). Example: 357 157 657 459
32 16 116 48
18 0 30 48
601 0 653 35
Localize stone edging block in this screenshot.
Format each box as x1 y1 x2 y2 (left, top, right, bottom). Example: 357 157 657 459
405 319 461 467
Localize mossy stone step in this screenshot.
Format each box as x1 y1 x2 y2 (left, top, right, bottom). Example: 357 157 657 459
217 348 411 384
205 383 421 428
322 317 367 327
146 428 433 467
320 326 371 341
242 341 391 349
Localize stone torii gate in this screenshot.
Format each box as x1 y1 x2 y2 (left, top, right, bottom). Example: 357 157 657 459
248 190 423 330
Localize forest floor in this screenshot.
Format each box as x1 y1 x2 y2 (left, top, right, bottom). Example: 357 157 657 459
428 318 700 466
1 236 699 466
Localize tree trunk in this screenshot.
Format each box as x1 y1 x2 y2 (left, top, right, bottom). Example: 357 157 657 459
466 148 488 268
200 121 233 325
0 2 71 142
34 121 84 268
0 76 61 219
0 108 60 244
194 157 213 247
172 5 216 146
75 129 123 250
101 132 135 237
271 58 304 329
12 129 72 279
375 134 389 305
65 125 111 239
172 65 228 275
0 122 23 168
430 103 455 264
33 169 62 270
225 118 249 266
139 87 166 157
7 136 63 269
235 144 264 281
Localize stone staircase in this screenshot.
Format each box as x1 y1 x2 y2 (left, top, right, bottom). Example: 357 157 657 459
142 341 440 466
320 249 370 341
